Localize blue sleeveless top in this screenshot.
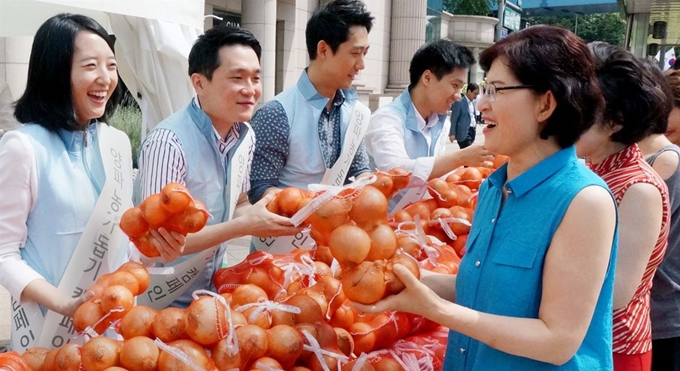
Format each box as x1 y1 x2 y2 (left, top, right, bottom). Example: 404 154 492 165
445 146 618 370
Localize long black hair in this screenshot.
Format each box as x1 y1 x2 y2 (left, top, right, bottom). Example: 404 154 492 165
14 13 122 131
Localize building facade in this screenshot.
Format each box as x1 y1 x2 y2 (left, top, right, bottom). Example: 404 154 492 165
0 0 497 111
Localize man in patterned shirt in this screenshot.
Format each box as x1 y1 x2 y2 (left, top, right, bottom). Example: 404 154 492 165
134 26 300 308
248 0 374 205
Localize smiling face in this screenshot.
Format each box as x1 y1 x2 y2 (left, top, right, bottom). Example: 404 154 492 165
193 44 262 127
665 106 680 145
71 31 118 127
477 58 544 158
425 67 467 115
322 26 370 90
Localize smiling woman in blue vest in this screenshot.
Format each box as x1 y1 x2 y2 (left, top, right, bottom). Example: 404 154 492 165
0 14 183 350
354 26 619 370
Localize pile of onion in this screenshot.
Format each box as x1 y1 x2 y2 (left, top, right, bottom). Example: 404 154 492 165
74 262 150 335
121 182 209 257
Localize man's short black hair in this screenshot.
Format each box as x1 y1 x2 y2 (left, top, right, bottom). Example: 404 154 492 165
409 40 475 88
306 0 374 60
189 26 262 80
467 83 479 92
14 13 122 132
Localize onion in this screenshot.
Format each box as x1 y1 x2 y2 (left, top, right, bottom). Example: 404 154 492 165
21 347 48 371
41 348 59 371
153 307 188 342
372 172 394 198
0 351 31 371
118 262 151 294
80 336 121 371
73 300 112 334
118 305 158 339
349 186 388 229
105 271 141 296
365 224 397 261
372 357 405 371
119 336 159 371
99 285 135 320
341 261 387 304
185 296 230 346
210 338 242 371
157 339 216 371
140 194 171 228
334 327 354 357
160 182 192 213
231 284 269 308
120 207 148 238
265 325 303 369
237 324 269 366
350 322 377 355
54 343 81 371
384 252 421 295
329 224 371 265
277 187 305 216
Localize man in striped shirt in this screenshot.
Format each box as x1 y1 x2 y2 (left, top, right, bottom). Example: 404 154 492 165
134 26 301 308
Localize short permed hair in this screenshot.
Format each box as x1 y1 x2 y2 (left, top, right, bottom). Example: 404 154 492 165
409 40 475 88
305 0 374 60
189 26 262 81
14 13 122 131
589 42 673 143
479 25 603 148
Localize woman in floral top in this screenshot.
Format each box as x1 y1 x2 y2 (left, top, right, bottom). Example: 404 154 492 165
577 42 671 371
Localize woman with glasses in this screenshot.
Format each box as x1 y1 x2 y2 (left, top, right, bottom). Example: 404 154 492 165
354 25 617 370
577 42 671 371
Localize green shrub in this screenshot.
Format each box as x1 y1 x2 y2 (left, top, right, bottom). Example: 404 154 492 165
109 104 142 168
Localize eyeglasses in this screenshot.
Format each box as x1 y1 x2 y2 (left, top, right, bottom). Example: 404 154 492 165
483 83 536 102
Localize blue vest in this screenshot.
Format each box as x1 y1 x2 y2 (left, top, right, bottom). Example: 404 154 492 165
19 123 106 288
370 88 445 210
445 147 617 371
139 101 253 307
274 70 360 188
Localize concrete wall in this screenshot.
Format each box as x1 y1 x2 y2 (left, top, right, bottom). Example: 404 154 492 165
0 37 32 100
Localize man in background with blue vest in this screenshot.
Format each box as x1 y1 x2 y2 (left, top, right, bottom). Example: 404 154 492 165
134 26 300 309
365 40 493 210
248 0 374 205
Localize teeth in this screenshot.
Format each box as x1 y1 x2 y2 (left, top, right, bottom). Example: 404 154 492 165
89 92 107 98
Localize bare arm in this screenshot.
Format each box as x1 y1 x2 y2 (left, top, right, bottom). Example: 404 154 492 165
21 279 93 317
429 143 493 179
356 185 616 365
649 150 680 180
613 182 664 309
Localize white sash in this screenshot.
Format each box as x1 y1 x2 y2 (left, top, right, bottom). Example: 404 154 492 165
10 124 132 352
253 102 371 253
389 185 429 215
137 129 255 309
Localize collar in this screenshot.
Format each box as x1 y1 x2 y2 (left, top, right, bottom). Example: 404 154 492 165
588 143 641 177
399 88 444 133
297 68 356 110
410 102 439 131
58 121 98 152
487 146 577 198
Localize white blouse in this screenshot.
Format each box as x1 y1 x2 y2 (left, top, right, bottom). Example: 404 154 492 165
0 131 44 300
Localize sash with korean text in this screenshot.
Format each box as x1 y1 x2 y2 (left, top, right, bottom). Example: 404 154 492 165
137 127 256 309
253 102 371 254
10 123 132 352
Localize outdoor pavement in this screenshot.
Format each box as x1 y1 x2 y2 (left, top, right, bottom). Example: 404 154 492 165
0 124 485 351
